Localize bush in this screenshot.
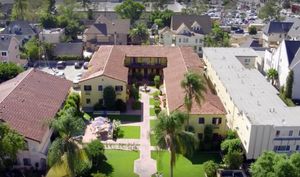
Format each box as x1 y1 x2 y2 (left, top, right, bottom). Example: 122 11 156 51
132 101 142 110
203 160 218 177
248 26 257 35
226 130 237 139
94 102 104 111
221 138 243 154
103 86 116 110
154 75 160 89
115 99 127 112
130 84 139 101
224 151 243 169
153 91 160 99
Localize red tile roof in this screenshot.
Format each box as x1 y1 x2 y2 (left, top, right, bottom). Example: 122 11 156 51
0 69 72 142
81 45 226 115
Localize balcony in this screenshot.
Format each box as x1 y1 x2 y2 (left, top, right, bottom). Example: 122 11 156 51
124 62 167 68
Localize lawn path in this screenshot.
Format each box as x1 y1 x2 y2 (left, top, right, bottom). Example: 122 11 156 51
134 91 157 177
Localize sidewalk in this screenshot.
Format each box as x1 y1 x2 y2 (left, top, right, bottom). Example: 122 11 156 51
134 92 157 177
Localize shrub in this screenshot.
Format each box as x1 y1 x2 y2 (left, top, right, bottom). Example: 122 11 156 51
154 75 160 89
115 99 127 112
103 86 116 110
94 102 104 111
285 70 294 99
203 160 218 177
226 130 237 139
221 138 243 154
224 151 243 169
130 84 139 101
0 62 24 83
154 106 161 115
132 101 142 110
153 91 160 99
248 26 257 35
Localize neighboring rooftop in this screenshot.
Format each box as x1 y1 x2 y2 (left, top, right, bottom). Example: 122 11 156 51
0 35 15 51
263 21 293 34
53 42 83 57
40 28 64 34
203 48 300 126
0 69 72 142
171 14 212 34
81 45 225 115
1 20 36 36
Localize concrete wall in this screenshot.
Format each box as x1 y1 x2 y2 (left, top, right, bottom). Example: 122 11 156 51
80 75 127 108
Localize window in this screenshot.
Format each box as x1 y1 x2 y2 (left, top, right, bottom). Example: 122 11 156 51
276 130 280 137
23 158 31 166
86 98 91 104
212 117 222 125
198 117 205 124
98 85 103 91
84 85 92 91
178 38 181 43
1 52 7 56
195 39 198 43
198 133 203 140
289 130 293 136
115 86 123 92
274 145 290 152
296 145 300 151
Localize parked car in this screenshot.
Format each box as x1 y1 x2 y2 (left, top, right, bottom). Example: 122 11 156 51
57 61 66 69
54 71 65 78
235 29 244 34
83 62 89 69
74 62 82 69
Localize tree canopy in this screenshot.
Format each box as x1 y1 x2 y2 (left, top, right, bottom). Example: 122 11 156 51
129 23 149 45
250 151 300 177
258 1 281 21
204 23 230 47
115 0 145 24
149 10 173 28
0 62 24 83
0 123 25 172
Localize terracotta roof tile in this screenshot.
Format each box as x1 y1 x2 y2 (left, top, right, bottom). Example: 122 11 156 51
80 45 225 115
0 69 72 142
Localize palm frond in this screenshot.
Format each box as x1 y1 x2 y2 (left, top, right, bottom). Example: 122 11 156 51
47 138 64 167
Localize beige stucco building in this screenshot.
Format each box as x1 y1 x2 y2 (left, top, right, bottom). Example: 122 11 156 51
0 35 22 63
80 45 227 139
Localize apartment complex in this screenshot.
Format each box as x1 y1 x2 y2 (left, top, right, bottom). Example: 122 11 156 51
0 69 71 169
80 45 227 138
203 48 300 159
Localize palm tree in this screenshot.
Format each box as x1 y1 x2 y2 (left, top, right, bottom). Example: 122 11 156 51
154 111 198 177
12 0 28 20
180 71 206 128
267 68 278 86
47 108 89 177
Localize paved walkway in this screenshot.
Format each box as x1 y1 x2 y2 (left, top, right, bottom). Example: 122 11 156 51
134 92 157 177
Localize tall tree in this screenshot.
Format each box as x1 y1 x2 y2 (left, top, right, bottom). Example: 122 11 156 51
285 70 294 98
204 23 230 47
154 111 198 177
115 0 145 24
181 71 206 128
129 23 149 45
0 123 25 171
267 68 278 86
258 1 281 21
11 0 29 20
47 108 88 177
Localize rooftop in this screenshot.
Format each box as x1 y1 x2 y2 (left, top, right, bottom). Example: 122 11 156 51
81 45 225 115
0 35 15 51
203 48 300 126
0 69 72 142
263 21 293 34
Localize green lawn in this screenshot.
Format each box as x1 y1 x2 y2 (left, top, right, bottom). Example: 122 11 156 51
108 115 141 122
119 126 140 139
150 108 156 116
151 151 221 177
150 120 158 146
150 119 157 130
150 97 155 105
105 150 139 177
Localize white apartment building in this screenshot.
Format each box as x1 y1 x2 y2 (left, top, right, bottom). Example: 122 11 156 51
203 48 300 159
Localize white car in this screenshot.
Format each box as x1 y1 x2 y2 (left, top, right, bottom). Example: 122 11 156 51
54 71 65 78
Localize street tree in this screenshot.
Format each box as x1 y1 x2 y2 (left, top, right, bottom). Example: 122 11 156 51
115 0 145 24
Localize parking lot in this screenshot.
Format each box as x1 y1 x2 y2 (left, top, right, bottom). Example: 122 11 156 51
33 61 87 81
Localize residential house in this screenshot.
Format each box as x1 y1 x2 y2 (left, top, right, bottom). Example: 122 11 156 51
52 42 83 59
39 28 65 44
262 21 293 48
83 16 130 52
1 20 37 44
203 47 300 159
0 69 71 169
264 40 300 99
79 45 227 139
0 35 22 64
159 14 212 54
